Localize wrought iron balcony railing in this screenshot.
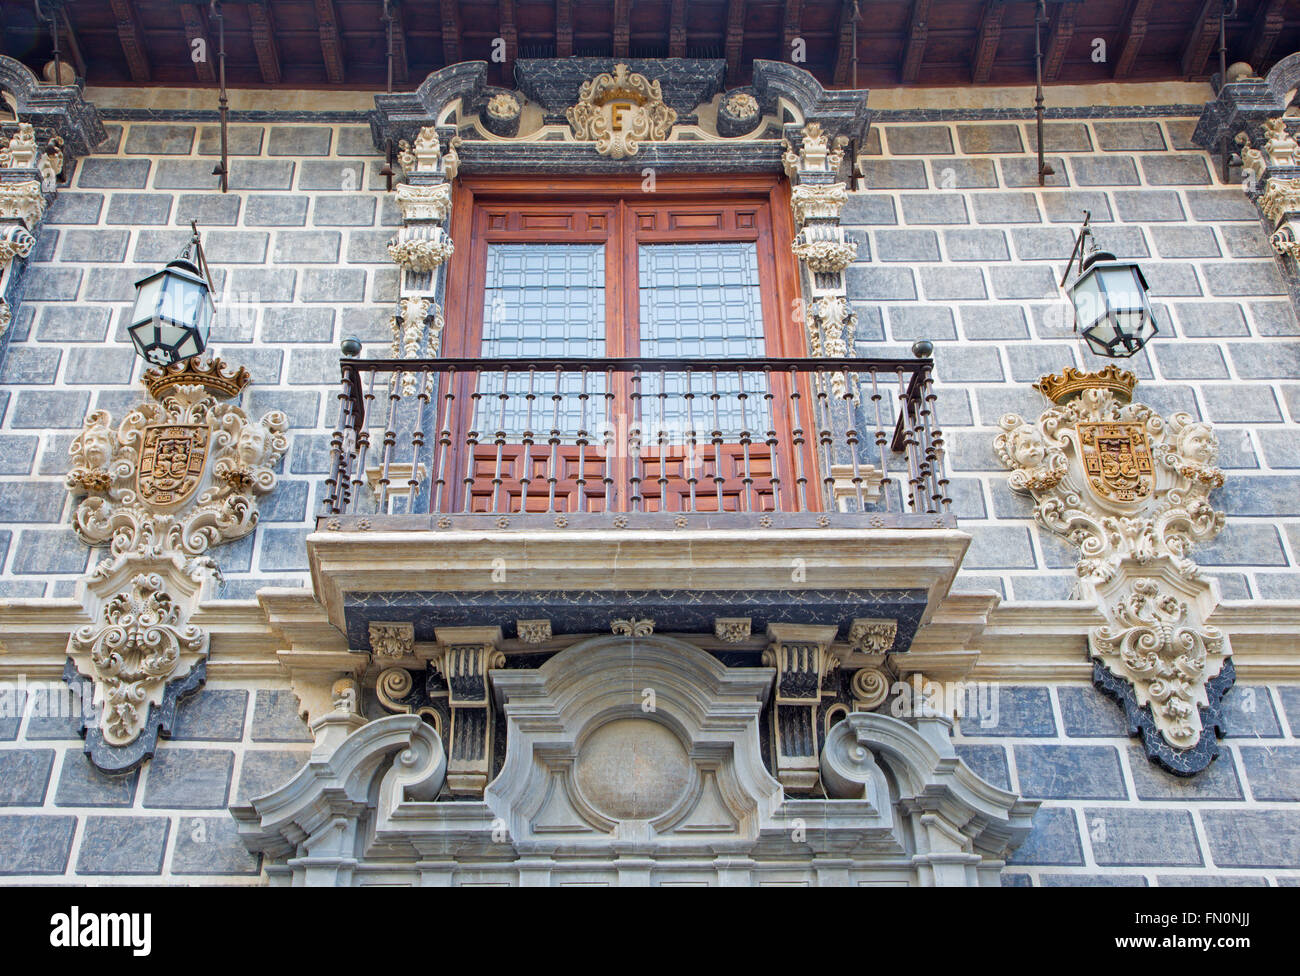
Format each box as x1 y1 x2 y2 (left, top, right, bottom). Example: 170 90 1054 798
323 356 951 524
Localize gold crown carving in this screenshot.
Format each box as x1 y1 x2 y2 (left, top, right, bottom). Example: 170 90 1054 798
143 356 251 401
1034 364 1138 405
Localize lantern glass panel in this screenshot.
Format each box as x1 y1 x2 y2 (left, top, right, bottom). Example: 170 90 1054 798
130 272 165 328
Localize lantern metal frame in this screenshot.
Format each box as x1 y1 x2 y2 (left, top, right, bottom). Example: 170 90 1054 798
1059 210 1158 359
128 220 217 367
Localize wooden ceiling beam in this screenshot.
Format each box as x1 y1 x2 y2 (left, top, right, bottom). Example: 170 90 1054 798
389 2 409 85
247 1 282 85
1248 0 1286 69
726 0 747 80
901 0 932 83
1114 0 1154 79
669 0 687 57
441 0 462 65
782 0 803 55
313 0 346 83
971 0 1005 84
613 0 630 57
832 0 856 87
107 0 151 82
1042 2 1076 82
1180 0 1221 78
556 0 573 58
59 8 89 80
178 3 216 84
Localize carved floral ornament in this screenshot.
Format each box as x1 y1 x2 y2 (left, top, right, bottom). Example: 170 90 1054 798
64 358 288 769
566 63 677 159
996 366 1232 774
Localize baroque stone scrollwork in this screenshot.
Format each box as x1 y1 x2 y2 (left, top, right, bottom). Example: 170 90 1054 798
63 358 288 771
369 621 415 659
566 63 677 159
996 366 1232 775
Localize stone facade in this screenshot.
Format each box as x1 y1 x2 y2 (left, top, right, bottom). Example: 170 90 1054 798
1 61 1299 885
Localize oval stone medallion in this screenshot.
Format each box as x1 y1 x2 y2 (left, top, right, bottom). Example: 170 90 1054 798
575 718 692 821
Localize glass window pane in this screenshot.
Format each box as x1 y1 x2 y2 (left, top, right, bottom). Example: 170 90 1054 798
638 243 770 440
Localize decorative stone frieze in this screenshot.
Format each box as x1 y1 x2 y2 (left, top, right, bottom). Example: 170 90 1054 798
996 366 1232 774
714 617 752 643
611 617 655 637
848 618 897 655
515 619 552 644
565 63 677 159
369 621 415 659
63 357 287 771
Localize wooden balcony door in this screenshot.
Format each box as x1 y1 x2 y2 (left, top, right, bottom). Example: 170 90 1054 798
440 175 816 514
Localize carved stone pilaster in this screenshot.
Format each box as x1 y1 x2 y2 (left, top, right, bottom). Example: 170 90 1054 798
762 623 840 792
996 367 1232 775
431 626 506 796
0 125 60 341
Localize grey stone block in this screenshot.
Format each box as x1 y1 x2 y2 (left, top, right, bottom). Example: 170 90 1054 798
0 435 38 475
1200 384 1281 422
930 159 997 189
944 228 1009 262
1219 224 1272 258
1250 300 1300 336
1128 745 1243 800
975 686 1057 736
1009 575 1077 600
45 192 104 225
1285 384 1300 422
23 267 82 301
1008 807 1084 865
959 305 1027 340
1254 574 1300 598
58 229 130 263
262 307 335 344
76 816 170 875
0 347 60 385
287 347 342 386
1092 121 1166 151
845 266 915 301
337 125 380 156
299 161 365 191
96 124 123 153
240 195 306 228
841 194 898 224
1201 810 1300 867
314 196 378 227
1278 686 1300 735
1089 225 1150 259
172 689 248 742
1164 120 1199 150
1239 746 1300 800
887 305 956 341
970 192 1041 224
379 196 402 226
197 124 264 155
236 748 312 801
1150 225 1220 258
964 525 1035 569
81 266 152 302
954 744 1010 790
1114 191 1190 226
230 160 296 190
229 268 296 303
952 573 1004 597
999 156 1068 188
1010 226 1075 260
1258 429 1300 467
105 192 173 226
273 230 342 264
174 192 241 226
300 268 367 302
900 193 968 225
9 392 91 431
258 527 313 572
1206 573 1251 599
0 685 24 740
976 387 1053 426
251 689 313 742
124 124 195 155
54 751 139 807
1069 155 1139 186
1220 475 1300 515
0 815 76 874
919 266 985 300
346 229 395 264
1228 342 1300 379
289 435 332 474
1155 344 1229 379
205 230 271 265
934 346 1005 387
859 160 927 190
1001 872 1032 886
0 750 54 805
1141 154 1211 185
132 229 194 264
989 265 1059 300
0 482 65 522
1143 262 1202 297
340 305 394 343
1185 189 1259 221
1057 686 1131 737
268 125 332 155
154 159 228 189
1025 122 1092 152
1040 873 1148 886
369 267 399 303
1015 745 1127 799
1157 874 1268 887
1041 190 1112 224
1203 261 1286 297
76 158 150 188
1174 301 1249 337
956 123 1023 154
874 229 939 262
171 815 261 875
1193 522 1287 566
141 749 234 808
945 477 986 518
884 125 953 155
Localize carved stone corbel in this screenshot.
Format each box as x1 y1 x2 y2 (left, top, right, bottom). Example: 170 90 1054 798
431 626 506 796
763 623 840 792
996 366 1233 774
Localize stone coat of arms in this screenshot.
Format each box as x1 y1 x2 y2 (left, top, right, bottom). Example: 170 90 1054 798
64 357 287 769
566 63 677 159
995 366 1231 775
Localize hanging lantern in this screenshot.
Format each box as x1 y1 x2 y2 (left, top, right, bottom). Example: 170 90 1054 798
1060 211 1157 359
128 221 216 367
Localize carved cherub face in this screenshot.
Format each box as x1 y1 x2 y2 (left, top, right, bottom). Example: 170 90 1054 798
80 424 114 468
236 424 267 466
1010 427 1047 469
1179 423 1216 465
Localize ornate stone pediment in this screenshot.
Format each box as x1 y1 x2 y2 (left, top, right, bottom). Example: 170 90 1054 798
566 63 677 159
996 367 1232 774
